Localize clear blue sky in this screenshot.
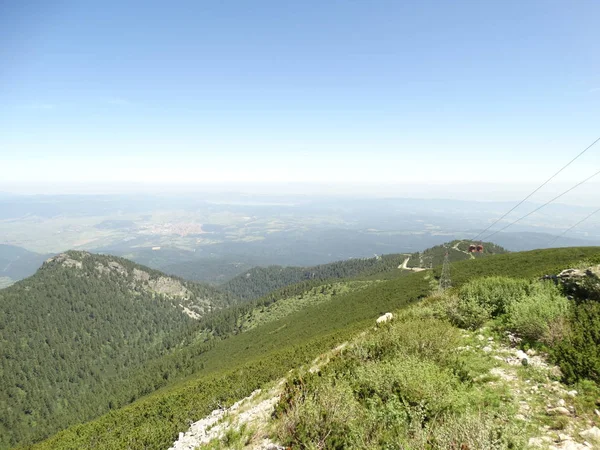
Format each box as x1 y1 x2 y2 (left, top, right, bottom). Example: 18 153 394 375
1 0 599 192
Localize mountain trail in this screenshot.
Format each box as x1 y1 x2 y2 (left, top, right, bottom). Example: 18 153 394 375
462 329 599 449
168 342 350 449
399 255 427 272
169 322 600 449
452 240 475 259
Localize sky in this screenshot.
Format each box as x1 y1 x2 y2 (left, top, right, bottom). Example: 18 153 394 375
1 0 599 203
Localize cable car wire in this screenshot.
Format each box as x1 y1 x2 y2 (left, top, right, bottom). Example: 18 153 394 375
471 136 600 242
480 167 600 242
547 206 600 246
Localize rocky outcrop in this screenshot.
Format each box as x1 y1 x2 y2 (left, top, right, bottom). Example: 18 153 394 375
44 251 211 320
543 265 600 301
148 277 189 298
45 253 86 269
169 388 282 450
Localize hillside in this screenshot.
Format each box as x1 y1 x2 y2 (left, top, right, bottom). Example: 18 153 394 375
28 246 600 449
220 254 406 301
0 251 237 448
406 240 508 269
0 244 50 288
162 257 254 285
220 241 507 302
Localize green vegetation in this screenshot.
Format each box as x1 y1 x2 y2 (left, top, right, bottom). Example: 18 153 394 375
162 257 254 284
406 240 508 269
433 251 600 389
270 249 600 449
553 300 600 384
9 245 600 449
221 254 405 301
445 246 600 287
27 263 431 449
505 283 570 342
241 281 376 331
0 252 237 449
273 313 524 449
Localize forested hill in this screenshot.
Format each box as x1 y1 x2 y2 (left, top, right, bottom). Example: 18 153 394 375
406 240 508 269
28 246 600 450
221 254 406 301
0 251 237 448
221 241 508 301
42 251 238 317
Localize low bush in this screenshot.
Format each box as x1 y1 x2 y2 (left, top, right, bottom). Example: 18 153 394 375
552 300 600 384
441 277 531 330
275 317 521 449
444 293 493 330
505 282 570 343
459 276 530 316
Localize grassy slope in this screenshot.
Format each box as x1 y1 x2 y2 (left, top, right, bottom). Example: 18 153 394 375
29 271 431 449
406 240 508 268
447 246 600 287
29 247 600 449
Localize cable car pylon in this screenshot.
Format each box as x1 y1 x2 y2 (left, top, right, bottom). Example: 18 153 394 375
439 251 452 292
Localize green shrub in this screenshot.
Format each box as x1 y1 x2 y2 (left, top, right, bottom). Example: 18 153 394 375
275 315 522 449
421 409 526 449
445 293 493 330
347 316 461 364
552 300 600 384
442 277 531 330
505 282 570 343
353 356 468 418
459 276 530 316
276 376 365 448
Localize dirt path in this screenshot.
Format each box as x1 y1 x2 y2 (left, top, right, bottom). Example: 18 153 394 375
453 241 475 259
461 329 599 449
398 255 427 272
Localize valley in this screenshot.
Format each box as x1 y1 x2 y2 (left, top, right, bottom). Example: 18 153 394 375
2 194 600 291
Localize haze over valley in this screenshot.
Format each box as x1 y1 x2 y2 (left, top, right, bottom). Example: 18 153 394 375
1 191 599 289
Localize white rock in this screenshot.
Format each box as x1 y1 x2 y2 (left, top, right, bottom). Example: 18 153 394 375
580 426 600 441
482 346 492 352
529 437 544 447
547 406 570 416
516 350 529 360
567 390 578 397
558 398 566 407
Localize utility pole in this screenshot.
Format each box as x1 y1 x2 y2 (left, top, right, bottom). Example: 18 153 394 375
439 251 451 291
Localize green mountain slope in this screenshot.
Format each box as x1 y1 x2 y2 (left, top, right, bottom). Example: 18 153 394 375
221 254 406 301
0 251 237 448
29 246 600 450
406 240 508 268
162 257 254 285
